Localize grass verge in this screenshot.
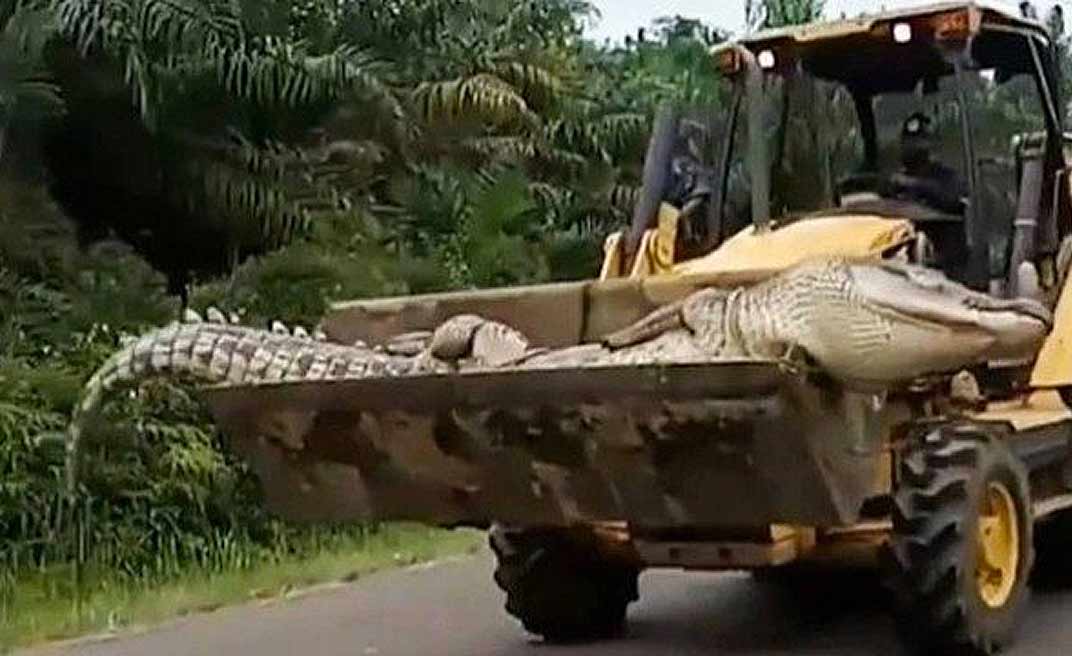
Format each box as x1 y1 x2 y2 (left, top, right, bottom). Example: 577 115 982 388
1 525 482 653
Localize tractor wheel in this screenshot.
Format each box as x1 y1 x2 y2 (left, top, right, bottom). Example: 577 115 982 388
489 524 640 643
890 428 1034 655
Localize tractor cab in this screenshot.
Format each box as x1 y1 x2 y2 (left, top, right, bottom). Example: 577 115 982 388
607 2 1071 305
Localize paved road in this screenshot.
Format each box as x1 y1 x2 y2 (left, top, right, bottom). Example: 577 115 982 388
26 551 1072 656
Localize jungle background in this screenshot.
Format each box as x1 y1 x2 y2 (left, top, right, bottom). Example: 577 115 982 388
0 0 1066 648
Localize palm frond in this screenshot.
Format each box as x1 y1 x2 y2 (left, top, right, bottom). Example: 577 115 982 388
491 61 566 111
214 41 397 111
169 132 365 248
460 135 537 162
54 1 400 130
185 153 308 249
528 181 579 218
589 112 648 152
413 73 538 127
462 134 588 176
52 0 222 125
607 183 640 213
545 112 648 160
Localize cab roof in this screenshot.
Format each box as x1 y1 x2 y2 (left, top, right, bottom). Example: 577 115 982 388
740 2 1048 45
720 2 1054 95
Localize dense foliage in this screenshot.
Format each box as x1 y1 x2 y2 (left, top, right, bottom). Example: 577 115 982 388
1 0 1069 643
0 0 769 628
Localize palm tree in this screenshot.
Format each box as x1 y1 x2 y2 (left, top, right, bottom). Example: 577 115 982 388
32 0 398 302
13 0 721 295
321 0 653 262
0 1 63 167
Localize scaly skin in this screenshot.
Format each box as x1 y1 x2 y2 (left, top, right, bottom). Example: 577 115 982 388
64 312 523 493
67 258 1053 492
590 258 1053 382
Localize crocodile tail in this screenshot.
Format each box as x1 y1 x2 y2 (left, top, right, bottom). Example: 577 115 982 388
63 318 378 496
66 321 248 495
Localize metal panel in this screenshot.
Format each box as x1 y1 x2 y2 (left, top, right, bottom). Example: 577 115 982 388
204 362 891 531
323 281 588 348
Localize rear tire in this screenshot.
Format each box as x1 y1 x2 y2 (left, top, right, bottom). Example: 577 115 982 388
889 428 1033 655
489 525 640 643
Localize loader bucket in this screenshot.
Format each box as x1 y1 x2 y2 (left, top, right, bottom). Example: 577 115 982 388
203 361 892 530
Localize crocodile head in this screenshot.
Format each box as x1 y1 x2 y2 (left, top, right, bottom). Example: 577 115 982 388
802 259 1053 387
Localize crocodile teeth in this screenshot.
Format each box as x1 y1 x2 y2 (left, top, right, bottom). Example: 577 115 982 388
182 309 203 324
206 308 228 324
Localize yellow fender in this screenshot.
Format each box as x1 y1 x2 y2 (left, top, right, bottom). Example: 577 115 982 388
1032 273 1072 389
599 204 680 281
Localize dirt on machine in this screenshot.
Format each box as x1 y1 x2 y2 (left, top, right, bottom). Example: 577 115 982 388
74 3 1072 655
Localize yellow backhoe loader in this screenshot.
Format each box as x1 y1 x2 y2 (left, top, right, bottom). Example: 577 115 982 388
73 4 1072 654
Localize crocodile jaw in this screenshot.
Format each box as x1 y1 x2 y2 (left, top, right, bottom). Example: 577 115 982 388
831 262 1051 384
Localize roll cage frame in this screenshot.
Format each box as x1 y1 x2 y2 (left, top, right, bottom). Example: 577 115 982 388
712 3 1069 292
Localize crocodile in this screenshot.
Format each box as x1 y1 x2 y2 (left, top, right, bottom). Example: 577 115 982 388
65 257 1052 493
511 258 1052 382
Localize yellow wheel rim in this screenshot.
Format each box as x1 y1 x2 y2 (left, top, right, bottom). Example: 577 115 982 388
975 481 1020 609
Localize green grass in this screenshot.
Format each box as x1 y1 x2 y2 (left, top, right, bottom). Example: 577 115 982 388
0 525 483 653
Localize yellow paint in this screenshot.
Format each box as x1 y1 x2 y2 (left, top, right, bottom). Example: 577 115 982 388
600 204 680 281
599 231 624 281
976 481 1020 609
673 215 915 277
971 391 1071 431
1032 265 1072 389
1030 166 1072 389
630 204 679 279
